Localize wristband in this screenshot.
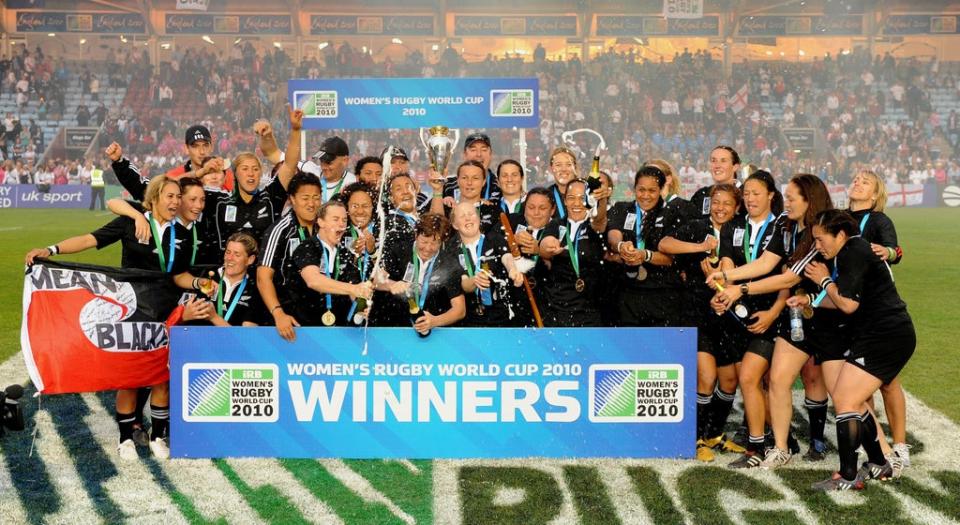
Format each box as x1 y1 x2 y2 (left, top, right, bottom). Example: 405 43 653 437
740 283 749 296
887 247 897 261
819 277 834 290
645 250 654 263
192 277 201 290
47 244 59 255
616 241 626 254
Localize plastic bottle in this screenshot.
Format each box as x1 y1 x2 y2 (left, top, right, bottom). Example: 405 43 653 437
789 305 805 342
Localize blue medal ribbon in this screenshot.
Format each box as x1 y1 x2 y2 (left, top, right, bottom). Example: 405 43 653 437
859 212 870 235
746 213 775 262
321 243 342 313
633 203 645 250
811 263 839 308
413 251 437 311
216 273 248 323
553 186 566 219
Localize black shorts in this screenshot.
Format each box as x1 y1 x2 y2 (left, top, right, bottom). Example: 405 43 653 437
744 335 776 361
847 317 916 385
619 287 683 327
697 313 742 367
775 309 850 364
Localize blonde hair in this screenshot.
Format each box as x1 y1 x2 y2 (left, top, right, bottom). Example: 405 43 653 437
857 170 887 212
232 152 261 172
143 175 179 213
549 146 579 171
645 158 680 197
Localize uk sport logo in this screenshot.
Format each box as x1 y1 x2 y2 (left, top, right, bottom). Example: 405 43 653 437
588 365 684 423
183 363 280 422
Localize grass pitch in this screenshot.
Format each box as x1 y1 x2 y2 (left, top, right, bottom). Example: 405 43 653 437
1 206 959 524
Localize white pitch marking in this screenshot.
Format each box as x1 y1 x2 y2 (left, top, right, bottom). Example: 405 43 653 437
30 408 101 524
80 393 185 523
320 459 416 524
227 458 344 525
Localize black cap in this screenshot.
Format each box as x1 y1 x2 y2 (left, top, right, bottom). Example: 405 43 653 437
185 125 211 145
380 145 408 162
313 136 349 163
464 133 491 150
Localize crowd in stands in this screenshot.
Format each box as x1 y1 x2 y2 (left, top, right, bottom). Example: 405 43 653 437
2 42 959 194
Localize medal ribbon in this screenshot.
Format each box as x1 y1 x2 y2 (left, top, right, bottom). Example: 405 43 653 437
321 244 342 312
811 263 839 308
412 248 437 311
565 222 583 281
859 212 870 235
633 203 646 250
216 273 248 322
554 186 566 219
147 213 176 273
461 235 486 304
322 174 347 204
745 213 774 263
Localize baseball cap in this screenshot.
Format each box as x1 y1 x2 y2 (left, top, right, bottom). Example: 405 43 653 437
312 136 350 163
464 133 491 150
380 145 409 162
185 125 212 145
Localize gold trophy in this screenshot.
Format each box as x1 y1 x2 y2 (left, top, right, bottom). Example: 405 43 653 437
419 126 460 175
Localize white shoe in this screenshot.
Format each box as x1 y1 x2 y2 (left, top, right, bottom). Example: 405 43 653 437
760 447 792 470
149 437 170 459
892 443 912 468
886 454 905 478
117 438 138 461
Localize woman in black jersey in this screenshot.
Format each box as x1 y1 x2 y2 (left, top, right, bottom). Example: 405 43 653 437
708 174 834 468
497 160 526 215
719 171 789 468
793 210 915 490
505 187 557 327
26 174 208 461
178 232 264 327
690 146 742 217
338 183 377 295
373 213 466 334
450 202 524 326
538 178 611 326
847 169 910 471
656 182 746 461
603 166 681 326
293 200 373 327
544 146 580 221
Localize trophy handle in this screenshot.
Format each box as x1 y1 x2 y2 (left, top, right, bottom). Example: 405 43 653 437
451 129 461 154
419 127 430 154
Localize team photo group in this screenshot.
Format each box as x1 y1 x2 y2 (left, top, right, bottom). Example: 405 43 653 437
25 99 916 493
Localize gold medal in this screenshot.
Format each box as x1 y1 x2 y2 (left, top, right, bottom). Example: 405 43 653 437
321 310 336 326
575 278 585 293
802 306 814 319
635 266 648 281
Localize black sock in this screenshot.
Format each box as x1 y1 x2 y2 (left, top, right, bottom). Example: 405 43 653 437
836 411 862 481
805 397 828 443
708 388 736 439
787 431 799 453
134 387 151 427
748 435 765 454
150 404 169 440
696 393 712 440
116 410 136 442
860 411 887 465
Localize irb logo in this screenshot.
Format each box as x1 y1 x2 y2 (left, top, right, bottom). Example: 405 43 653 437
490 89 534 116
294 90 338 118
183 363 280 422
588 365 684 423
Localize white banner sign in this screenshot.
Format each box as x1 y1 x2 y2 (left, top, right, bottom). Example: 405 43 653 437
176 0 209 11
663 0 704 19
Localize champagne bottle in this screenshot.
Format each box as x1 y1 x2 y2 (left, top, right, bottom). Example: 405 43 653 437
587 155 602 190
